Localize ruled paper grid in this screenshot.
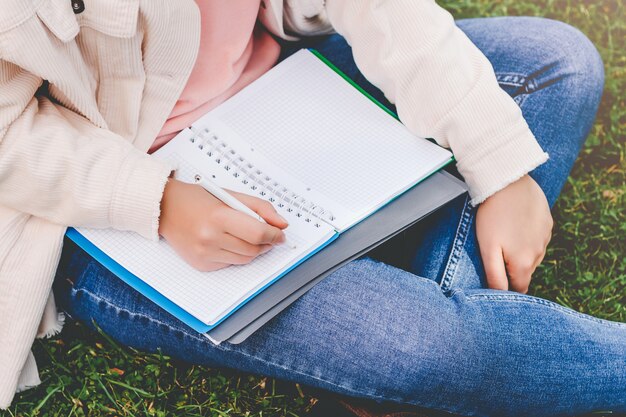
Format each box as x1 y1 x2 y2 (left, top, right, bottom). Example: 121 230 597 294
210 50 452 221
77 152 334 326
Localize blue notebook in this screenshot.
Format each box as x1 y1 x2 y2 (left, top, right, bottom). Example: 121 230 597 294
67 49 453 335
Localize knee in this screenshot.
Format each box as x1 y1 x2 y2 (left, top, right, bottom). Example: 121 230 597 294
531 17 605 99
372 293 485 398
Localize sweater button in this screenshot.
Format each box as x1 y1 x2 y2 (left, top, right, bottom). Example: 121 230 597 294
71 0 85 14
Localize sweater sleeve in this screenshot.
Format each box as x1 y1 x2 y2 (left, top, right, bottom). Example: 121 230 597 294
322 0 548 205
0 60 172 240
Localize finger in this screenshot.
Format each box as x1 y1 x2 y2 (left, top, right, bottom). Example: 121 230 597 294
193 261 230 272
214 249 257 266
219 208 286 245
480 243 508 291
227 191 289 229
221 233 273 257
534 251 546 271
506 254 535 294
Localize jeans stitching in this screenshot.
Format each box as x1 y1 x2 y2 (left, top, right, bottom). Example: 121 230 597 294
439 195 473 293
465 293 626 328
70 287 222 347
514 94 528 106
495 72 527 87
212 341 486 417
71 283 487 416
496 72 530 106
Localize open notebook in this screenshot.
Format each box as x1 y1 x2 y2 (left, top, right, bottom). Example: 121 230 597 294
67 49 453 333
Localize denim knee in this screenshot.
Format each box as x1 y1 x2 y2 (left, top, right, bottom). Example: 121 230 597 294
533 17 605 97
360 290 494 413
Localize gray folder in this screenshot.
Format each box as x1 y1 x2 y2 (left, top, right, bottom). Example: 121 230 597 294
206 170 468 344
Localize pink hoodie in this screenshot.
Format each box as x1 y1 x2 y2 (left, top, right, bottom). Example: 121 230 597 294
151 0 280 152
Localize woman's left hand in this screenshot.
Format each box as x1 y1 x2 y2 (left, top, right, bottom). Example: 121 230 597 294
475 174 553 293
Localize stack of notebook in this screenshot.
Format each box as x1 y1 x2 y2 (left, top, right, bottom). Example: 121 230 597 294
67 49 467 343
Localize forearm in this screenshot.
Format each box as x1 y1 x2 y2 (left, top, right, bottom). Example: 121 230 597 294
323 0 548 204
0 97 171 239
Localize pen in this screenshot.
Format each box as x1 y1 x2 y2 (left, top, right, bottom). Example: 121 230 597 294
194 174 266 223
193 174 295 249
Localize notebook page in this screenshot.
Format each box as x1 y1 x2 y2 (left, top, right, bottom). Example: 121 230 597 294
76 129 336 326
209 50 453 232
186 115 351 228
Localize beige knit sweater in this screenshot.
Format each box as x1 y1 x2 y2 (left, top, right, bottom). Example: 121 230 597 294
0 0 548 408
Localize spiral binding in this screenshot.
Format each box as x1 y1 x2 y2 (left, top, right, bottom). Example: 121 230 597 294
189 126 336 228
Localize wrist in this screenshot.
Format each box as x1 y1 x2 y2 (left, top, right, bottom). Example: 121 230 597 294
456 127 548 206
109 153 173 240
158 176 179 238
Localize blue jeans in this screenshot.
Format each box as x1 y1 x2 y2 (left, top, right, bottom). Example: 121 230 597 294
53 17 622 417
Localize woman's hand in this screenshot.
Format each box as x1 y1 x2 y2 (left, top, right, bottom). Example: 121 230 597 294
475 174 553 293
158 178 288 272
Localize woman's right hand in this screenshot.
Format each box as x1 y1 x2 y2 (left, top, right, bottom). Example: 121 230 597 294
158 178 288 271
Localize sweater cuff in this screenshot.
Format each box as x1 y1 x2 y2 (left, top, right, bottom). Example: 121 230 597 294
109 152 173 240
457 127 549 206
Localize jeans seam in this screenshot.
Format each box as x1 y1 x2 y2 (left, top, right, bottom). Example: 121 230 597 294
70 286 222 347
513 94 529 107
465 293 626 328
496 72 531 106
71 284 487 416
495 72 527 87
439 195 473 294
212 339 485 417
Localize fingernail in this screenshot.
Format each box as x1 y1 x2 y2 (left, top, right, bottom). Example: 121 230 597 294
278 214 288 224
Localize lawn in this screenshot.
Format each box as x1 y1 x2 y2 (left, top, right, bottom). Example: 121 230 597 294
3 0 624 416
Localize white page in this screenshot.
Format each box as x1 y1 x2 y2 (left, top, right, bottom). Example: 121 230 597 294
186 116 347 229
74 49 451 327
208 50 453 231
77 128 335 326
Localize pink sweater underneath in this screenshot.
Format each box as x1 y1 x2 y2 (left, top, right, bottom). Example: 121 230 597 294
150 0 281 152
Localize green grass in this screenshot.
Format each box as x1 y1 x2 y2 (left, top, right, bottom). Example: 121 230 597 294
3 1 625 416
